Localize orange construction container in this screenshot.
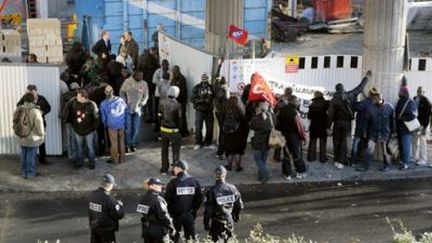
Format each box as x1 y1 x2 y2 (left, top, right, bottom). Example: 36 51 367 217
314 0 353 22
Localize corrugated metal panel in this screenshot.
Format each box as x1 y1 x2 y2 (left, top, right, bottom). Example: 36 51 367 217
0 64 62 155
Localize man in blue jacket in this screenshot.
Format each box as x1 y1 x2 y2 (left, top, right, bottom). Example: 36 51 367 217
100 85 128 164
359 90 395 172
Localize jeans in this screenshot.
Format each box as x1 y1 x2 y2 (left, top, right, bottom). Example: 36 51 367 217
412 129 428 162
195 110 214 146
253 150 269 180
160 131 181 173
350 136 364 165
126 111 142 147
333 122 351 164
398 133 413 166
74 131 96 166
66 124 78 160
363 140 391 168
21 146 38 178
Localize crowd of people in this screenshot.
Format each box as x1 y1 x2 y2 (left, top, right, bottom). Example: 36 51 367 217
13 29 432 184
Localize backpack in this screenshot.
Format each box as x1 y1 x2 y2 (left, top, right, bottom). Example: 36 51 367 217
13 106 34 138
223 112 240 134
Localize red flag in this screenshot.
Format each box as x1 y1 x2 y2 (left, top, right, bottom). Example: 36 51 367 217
248 72 277 106
228 25 249 46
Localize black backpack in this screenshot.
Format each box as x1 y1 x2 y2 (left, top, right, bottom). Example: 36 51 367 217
223 112 240 134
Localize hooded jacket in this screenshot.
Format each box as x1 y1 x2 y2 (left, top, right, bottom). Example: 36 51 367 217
16 102 45 147
100 96 128 130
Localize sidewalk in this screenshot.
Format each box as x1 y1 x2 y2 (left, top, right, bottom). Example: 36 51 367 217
1 136 432 193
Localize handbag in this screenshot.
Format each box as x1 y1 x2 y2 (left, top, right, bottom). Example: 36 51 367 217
398 100 421 132
268 112 286 149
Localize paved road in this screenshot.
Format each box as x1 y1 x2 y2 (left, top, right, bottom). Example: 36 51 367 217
1 181 432 243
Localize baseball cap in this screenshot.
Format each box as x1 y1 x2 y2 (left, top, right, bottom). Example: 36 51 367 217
147 178 165 186
171 160 188 170
215 165 227 176
70 82 80 90
102 173 116 186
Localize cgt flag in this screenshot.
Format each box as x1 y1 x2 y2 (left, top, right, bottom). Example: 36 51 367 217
248 72 277 106
228 25 249 46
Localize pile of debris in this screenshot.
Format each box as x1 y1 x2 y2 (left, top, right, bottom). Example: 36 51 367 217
271 0 364 42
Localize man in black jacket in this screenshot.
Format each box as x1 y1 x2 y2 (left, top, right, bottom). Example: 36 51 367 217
164 160 202 242
171 65 189 136
191 73 215 150
204 166 243 242
92 31 111 59
159 86 182 175
17 84 51 165
413 86 431 166
70 89 100 169
327 71 371 169
89 174 124 243
137 178 176 243
118 31 139 68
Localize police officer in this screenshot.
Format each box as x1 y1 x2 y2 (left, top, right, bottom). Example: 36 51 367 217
159 86 182 175
164 160 202 242
137 178 176 243
88 174 124 243
204 166 243 242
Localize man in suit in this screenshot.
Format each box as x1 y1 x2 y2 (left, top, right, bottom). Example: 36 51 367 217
92 31 112 59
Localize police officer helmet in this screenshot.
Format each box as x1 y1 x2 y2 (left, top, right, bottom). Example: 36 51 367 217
102 173 117 186
147 178 165 186
215 165 227 176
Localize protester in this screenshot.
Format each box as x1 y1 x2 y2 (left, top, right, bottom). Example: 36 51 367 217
191 73 216 150
221 95 247 172
250 100 274 183
164 160 202 243
327 71 371 169
358 91 395 172
100 85 128 164
351 88 376 166
137 178 176 242
107 58 125 96
89 174 124 243
17 85 51 165
65 42 86 81
26 53 38 63
171 65 189 136
413 86 431 166
59 82 80 160
159 86 182 175
137 47 160 122
152 59 170 123
214 76 230 160
273 87 294 162
118 31 139 67
120 71 148 152
92 31 111 59
395 85 417 170
307 91 329 163
277 95 307 180
14 93 45 179
204 166 243 242
70 89 100 169
116 47 134 74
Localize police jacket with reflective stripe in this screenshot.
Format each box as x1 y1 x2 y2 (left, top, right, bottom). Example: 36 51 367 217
164 172 202 217
204 180 243 226
138 190 175 231
88 187 124 232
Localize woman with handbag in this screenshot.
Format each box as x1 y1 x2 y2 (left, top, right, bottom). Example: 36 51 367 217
250 100 274 184
395 85 418 170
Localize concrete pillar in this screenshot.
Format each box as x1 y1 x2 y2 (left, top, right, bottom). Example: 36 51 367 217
362 0 408 104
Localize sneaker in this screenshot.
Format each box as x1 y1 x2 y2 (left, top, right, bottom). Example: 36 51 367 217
106 159 115 164
125 147 130 153
193 145 201 150
296 172 307 179
416 160 427 166
236 167 244 172
355 166 368 172
334 162 344 170
217 155 225 160
285 175 292 181
130 146 137 152
399 164 408 170
88 164 95 170
160 172 168 176
203 144 217 150
39 158 51 165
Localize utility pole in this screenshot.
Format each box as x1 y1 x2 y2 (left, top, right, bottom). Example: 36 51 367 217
362 0 408 104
